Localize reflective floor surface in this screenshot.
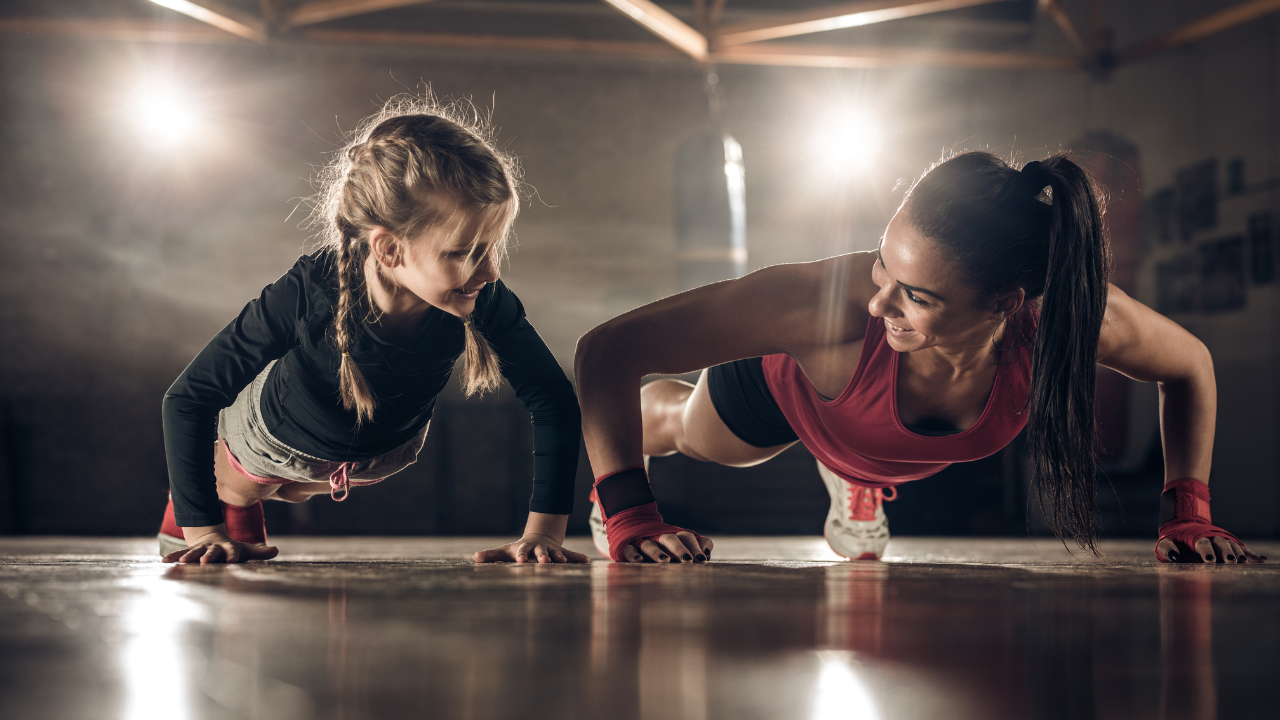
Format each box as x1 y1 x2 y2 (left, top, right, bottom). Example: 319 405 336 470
1 536 1277 720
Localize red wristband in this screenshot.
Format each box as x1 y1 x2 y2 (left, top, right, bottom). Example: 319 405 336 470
1155 478 1245 563
593 467 704 562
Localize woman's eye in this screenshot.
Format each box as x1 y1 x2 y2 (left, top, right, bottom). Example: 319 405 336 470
905 289 928 306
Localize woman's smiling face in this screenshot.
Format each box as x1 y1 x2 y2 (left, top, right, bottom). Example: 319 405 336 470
868 210 1018 354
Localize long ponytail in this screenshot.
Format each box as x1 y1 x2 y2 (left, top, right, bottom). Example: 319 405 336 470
905 151 1110 554
1024 158 1109 554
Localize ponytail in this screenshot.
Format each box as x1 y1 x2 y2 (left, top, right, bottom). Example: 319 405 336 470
1024 157 1109 555
461 316 502 397
904 151 1110 554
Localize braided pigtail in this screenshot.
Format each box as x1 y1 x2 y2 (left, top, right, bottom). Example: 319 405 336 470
335 224 376 424
309 92 523 416
461 315 502 397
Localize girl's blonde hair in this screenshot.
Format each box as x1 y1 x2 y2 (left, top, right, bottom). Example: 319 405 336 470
311 94 520 423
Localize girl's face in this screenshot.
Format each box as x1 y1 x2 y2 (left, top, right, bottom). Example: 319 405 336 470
868 210 1019 354
380 206 506 318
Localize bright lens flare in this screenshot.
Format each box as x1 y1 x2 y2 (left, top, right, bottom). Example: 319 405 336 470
811 652 879 720
812 108 882 176
127 80 199 145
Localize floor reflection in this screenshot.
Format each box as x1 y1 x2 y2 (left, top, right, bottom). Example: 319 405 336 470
120 574 202 720
1160 570 1216 720
1 538 1276 720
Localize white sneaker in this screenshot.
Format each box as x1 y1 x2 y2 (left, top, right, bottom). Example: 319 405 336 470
817 460 896 560
588 493 611 558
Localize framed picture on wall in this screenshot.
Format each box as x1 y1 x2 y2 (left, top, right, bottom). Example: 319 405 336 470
1200 235 1246 313
1248 211 1274 284
1145 188 1176 246
1156 251 1199 314
1176 159 1217 240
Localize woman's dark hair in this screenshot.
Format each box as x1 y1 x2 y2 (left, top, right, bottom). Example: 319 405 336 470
903 151 1110 554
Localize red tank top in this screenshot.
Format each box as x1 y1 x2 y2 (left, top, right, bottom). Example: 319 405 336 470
762 315 1033 488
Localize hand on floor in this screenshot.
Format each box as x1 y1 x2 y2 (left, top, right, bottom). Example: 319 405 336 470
473 533 590 564
162 532 279 564
620 532 713 564
1155 535 1265 564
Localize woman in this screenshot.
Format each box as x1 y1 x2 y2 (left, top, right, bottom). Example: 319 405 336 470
574 151 1260 565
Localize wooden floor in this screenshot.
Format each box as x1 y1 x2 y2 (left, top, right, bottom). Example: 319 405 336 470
1 536 1277 720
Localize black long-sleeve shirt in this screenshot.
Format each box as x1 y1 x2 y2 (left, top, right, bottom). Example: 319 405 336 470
162 251 581 526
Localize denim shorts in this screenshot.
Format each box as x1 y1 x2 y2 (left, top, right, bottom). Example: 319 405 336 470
216 361 429 500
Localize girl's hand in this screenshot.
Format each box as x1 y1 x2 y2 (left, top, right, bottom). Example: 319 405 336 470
620 532 713 564
162 532 279 564
473 533 590 564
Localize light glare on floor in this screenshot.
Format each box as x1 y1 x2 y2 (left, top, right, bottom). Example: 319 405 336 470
812 652 879 720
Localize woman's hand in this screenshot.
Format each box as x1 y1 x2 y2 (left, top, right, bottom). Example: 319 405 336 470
473 533 590 564
619 531 713 564
162 531 279 564
1155 535 1266 564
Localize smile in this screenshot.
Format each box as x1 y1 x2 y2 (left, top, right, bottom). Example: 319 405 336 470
453 287 483 299
885 320 914 334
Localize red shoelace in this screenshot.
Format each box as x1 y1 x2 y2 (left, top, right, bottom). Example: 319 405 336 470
848 485 897 522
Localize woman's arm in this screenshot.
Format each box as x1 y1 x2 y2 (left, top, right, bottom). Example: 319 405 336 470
1095 284 1262 562
575 254 873 480
1095 284 1214 483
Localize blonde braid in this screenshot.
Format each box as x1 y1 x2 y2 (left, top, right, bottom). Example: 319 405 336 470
461 315 501 397
335 226 376 424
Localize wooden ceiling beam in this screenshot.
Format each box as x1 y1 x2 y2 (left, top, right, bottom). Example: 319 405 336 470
598 0 708 60
1037 0 1087 56
0 16 242 43
148 0 267 42
1118 0 1280 65
283 0 437 30
0 16 1079 72
713 41 1080 70
302 27 682 59
714 0 1003 46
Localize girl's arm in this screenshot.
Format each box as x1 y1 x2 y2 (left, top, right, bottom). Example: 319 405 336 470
469 280 589 563
1095 284 1262 562
162 259 306 550
573 255 873 538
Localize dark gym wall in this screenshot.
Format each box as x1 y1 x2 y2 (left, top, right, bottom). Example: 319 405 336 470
1 3 1277 537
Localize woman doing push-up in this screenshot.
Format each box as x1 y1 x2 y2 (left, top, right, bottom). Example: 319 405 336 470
574 151 1262 565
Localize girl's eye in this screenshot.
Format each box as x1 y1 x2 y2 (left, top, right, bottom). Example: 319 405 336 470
905 289 928 306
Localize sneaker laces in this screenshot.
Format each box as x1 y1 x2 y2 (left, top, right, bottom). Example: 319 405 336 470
847 484 897 522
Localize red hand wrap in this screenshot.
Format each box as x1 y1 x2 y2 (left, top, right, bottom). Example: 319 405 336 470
1155 479 1244 563
595 467 704 562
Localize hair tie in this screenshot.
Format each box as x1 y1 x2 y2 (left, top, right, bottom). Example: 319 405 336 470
1019 160 1050 197
341 352 350 358
463 317 473 328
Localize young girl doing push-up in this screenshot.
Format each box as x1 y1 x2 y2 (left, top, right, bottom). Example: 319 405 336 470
159 97 586 565
575 151 1261 566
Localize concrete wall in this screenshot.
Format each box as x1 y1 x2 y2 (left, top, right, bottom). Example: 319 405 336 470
0 1 1277 537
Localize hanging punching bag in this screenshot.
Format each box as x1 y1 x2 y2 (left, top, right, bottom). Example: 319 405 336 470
674 75 746 292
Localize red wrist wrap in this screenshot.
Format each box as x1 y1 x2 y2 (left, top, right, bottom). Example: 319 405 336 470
1155 479 1244 563
594 467 704 562
222 501 267 546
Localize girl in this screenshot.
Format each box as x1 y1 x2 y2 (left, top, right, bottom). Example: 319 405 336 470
575 152 1262 566
159 97 588 565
